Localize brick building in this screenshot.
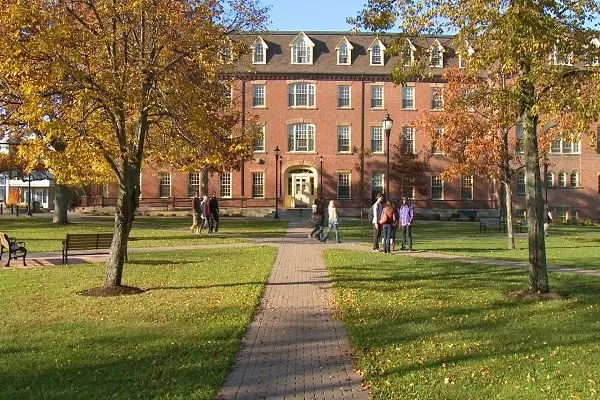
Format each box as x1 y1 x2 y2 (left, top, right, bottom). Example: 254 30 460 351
97 31 599 220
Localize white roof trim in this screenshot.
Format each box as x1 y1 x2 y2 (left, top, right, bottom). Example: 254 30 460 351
289 31 315 48
335 36 354 50
254 36 269 49
367 37 386 52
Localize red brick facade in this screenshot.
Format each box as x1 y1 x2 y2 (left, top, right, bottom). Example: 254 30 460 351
104 32 599 220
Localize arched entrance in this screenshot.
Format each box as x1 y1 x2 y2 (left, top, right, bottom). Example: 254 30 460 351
283 167 317 208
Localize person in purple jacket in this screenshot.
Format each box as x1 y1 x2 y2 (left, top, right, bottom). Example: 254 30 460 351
399 197 414 251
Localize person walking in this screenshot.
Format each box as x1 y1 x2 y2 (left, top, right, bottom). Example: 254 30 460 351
199 195 211 234
399 197 414 250
370 193 384 251
309 198 323 239
312 198 326 241
390 200 400 251
320 200 341 243
190 192 202 234
209 191 220 233
379 201 397 254
544 208 553 236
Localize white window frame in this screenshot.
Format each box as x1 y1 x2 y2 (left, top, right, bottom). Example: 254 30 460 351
401 176 414 199
558 171 567 187
432 127 444 155
430 41 444 68
288 123 315 152
252 84 265 108
431 175 444 200
550 138 580 154
431 87 444 110
371 85 384 109
290 32 314 65
371 173 384 199
253 37 268 64
338 173 351 199
188 172 200 197
545 172 554 187
460 176 473 200
336 38 353 65
570 171 579 187
368 39 386 66
252 172 264 198
337 126 351 153
402 40 415 66
288 83 316 108
253 125 265 152
371 126 384 154
159 172 171 198
402 126 415 154
516 171 526 195
338 85 351 108
220 172 232 198
402 86 415 110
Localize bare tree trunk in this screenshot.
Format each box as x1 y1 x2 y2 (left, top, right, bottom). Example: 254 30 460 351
103 163 139 288
52 184 69 224
503 181 515 250
520 64 549 293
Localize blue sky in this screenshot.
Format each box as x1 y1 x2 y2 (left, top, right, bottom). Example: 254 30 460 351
263 0 366 32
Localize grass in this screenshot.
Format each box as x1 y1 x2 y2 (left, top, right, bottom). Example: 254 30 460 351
340 219 600 269
0 215 288 252
0 247 276 400
324 249 600 399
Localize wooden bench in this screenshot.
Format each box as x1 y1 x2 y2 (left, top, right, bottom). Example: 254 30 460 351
479 217 506 233
62 233 119 264
0 232 27 267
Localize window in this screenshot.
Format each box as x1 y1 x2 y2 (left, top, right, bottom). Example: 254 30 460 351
430 43 444 67
570 172 578 187
371 126 384 153
188 172 200 197
252 172 264 198
288 124 315 152
402 86 415 109
401 176 414 199
371 85 384 108
291 35 313 64
337 126 351 153
371 173 384 200
558 171 567 187
338 43 350 65
459 54 469 69
431 87 444 110
545 172 554 187
515 124 523 153
220 172 232 198
461 176 473 200
253 125 265 152
288 83 315 107
338 85 351 108
516 171 525 195
371 44 383 65
338 173 351 199
432 127 444 155
550 138 580 154
252 84 265 107
159 173 171 198
402 42 414 66
253 38 268 64
431 175 443 200
402 126 415 154
550 45 573 66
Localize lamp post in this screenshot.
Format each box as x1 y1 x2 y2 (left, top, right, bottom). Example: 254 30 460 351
382 114 394 199
279 156 283 206
319 155 323 198
274 146 280 219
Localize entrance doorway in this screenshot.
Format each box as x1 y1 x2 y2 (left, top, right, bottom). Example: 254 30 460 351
287 168 316 208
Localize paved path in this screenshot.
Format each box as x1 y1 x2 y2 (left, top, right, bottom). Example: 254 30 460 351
218 221 368 400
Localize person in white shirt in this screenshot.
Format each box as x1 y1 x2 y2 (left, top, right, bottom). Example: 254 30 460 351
371 193 384 251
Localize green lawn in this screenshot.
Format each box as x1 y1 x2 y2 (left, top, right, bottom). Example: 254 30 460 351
324 249 600 400
0 247 276 400
341 219 600 269
0 215 288 252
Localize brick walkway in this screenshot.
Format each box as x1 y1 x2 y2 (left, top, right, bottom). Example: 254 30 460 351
218 221 369 400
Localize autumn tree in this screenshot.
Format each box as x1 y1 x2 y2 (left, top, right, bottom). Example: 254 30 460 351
352 0 600 294
0 0 267 293
390 137 430 200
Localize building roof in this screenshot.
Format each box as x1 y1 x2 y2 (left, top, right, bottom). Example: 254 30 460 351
238 31 461 79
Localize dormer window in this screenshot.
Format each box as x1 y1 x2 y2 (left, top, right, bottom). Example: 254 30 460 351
402 39 416 66
459 44 475 69
368 38 386 66
336 37 353 65
430 40 444 68
550 44 573 66
290 32 315 65
253 36 268 64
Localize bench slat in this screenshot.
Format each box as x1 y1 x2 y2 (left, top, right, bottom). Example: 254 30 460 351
62 233 116 264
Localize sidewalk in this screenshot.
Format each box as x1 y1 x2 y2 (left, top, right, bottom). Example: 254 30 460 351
218 221 368 399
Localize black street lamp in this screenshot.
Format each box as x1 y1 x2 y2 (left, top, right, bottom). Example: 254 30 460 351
279 156 283 206
319 155 324 198
274 146 280 219
382 114 394 199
